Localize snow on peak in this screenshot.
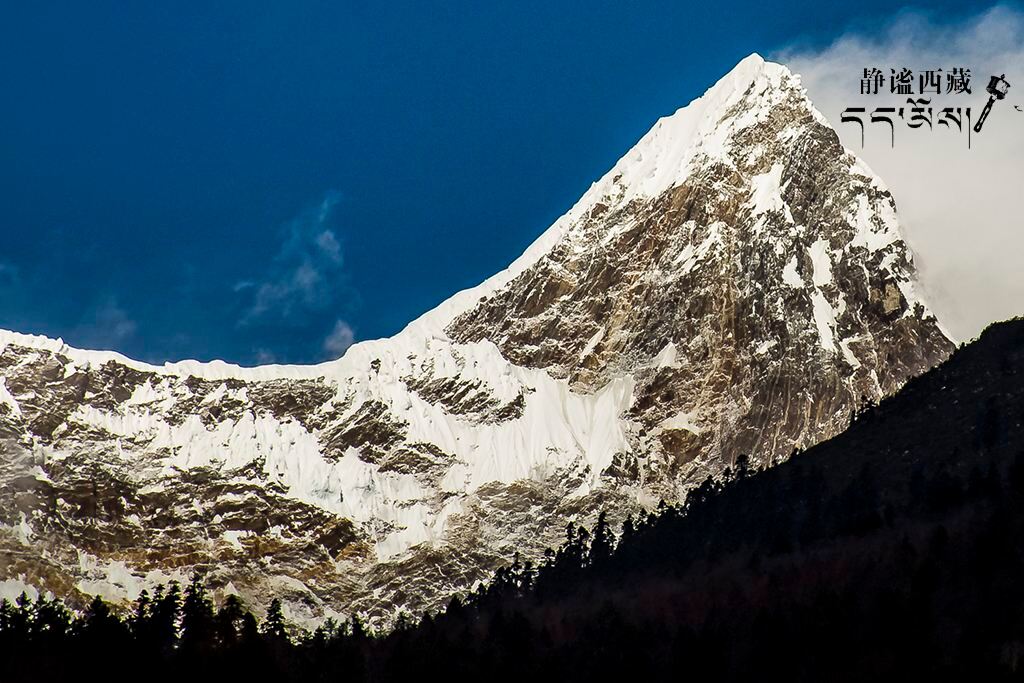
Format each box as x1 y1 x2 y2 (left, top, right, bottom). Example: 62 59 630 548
401 54 812 338
601 53 794 198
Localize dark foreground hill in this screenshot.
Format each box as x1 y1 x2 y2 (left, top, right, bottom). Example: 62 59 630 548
3 318 1024 682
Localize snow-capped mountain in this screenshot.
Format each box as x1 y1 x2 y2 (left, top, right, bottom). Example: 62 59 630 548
0 54 953 625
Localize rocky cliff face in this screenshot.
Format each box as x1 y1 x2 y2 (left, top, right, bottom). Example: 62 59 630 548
0 54 953 626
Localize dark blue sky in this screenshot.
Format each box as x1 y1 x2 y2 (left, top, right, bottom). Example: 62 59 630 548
0 1 980 364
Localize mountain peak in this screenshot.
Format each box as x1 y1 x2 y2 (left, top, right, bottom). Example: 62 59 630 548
717 51 773 89
402 55 818 340
610 53 808 199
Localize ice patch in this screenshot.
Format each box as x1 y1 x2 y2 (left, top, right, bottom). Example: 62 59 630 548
848 191 898 253
580 327 605 359
839 336 862 368
808 238 834 287
658 410 702 434
811 291 838 352
0 378 21 417
748 163 786 216
0 578 39 603
673 222 723 275
652 342 682 369
75 554 182 604
782 256 803 288
223 530 245 550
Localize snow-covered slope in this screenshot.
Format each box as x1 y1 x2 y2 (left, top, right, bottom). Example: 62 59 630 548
0 54 953 626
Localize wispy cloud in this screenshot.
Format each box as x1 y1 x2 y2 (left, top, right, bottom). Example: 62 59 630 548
236 191 346 324
777 4 1024 341
254 348 278 364
322 319 355 358
72 297 138 349
234 191 360 363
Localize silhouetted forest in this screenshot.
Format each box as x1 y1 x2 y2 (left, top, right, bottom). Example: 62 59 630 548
4 319 1024 682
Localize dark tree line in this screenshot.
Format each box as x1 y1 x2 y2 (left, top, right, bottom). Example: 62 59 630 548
0 572 383 682
4 318 1024 682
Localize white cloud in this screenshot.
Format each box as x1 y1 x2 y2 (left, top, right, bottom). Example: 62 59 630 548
777 4 1024 341
323 320 355 358
238 191 345 323
314 230 342 263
